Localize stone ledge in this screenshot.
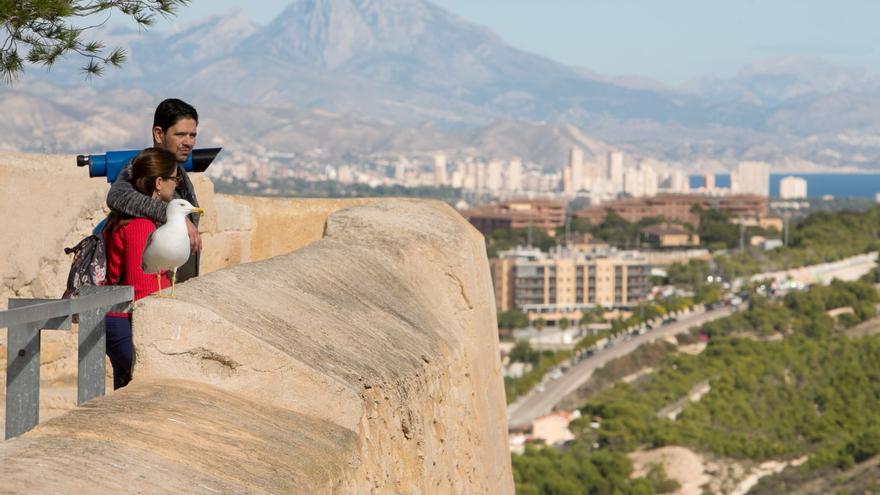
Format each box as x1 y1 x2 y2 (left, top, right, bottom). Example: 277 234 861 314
0 198 514 494
0 379 358 493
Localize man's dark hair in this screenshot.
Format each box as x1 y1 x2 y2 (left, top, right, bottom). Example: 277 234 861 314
153 98 198 132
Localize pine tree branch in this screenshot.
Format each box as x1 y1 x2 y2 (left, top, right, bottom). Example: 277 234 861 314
0 0 190 83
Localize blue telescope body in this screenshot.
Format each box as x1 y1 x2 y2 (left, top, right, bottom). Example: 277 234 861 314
76 147 222 183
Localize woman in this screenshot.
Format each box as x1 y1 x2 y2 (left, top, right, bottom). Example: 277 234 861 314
104 147 180 389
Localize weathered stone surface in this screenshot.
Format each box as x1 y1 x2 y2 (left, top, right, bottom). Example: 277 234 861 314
0 152 109 303
129 199 513 493
0 380 359 494
0 157 514 494
210 196 377 266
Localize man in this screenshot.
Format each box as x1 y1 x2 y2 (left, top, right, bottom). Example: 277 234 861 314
106 98 202 282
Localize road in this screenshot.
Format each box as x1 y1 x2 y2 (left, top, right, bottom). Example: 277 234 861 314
748 251 877 286
506 250 878 428
506 306 733 428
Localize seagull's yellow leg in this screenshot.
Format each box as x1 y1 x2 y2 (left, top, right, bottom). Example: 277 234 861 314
155 273 163 298
170 269 177 298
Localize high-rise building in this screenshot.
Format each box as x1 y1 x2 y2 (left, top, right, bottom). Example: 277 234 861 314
569 147 584 193
523 171 542 193
643 164 658 197
433 154 447 186
704 173 715 190
463 160 477 191
582 161 597 190
669 170 689 193
623 162 658 198
562 166 573 195
487 160 503 193
779 176 807 199
606 151 624 193
623 168 644 197
451 160 466 188
506 158 523 192
476 161 487 192
731 161 770 197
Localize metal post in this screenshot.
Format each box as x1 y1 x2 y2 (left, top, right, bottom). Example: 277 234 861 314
0 286 133 440
76 286 130 405
5 299 71 440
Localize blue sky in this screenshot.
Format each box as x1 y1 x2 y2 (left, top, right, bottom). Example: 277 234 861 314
152 0 880 85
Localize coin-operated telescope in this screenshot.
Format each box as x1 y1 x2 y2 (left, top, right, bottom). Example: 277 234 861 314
76 147 222 183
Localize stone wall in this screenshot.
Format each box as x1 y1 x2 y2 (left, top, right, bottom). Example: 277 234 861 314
0 153 513 493
0 151 373 303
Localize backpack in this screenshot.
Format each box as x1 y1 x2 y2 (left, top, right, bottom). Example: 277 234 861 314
62 233 109 299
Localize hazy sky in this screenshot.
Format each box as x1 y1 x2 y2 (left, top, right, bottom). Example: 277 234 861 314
149 0 880 85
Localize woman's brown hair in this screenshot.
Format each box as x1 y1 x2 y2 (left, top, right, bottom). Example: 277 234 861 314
104 147 178 234
130 147 178 196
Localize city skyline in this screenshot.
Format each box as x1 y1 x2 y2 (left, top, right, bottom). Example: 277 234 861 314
149 0 880 85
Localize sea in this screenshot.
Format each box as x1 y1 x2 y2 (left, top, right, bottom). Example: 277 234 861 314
688 174 880 199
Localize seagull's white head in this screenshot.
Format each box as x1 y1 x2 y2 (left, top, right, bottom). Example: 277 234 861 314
166 199 204 219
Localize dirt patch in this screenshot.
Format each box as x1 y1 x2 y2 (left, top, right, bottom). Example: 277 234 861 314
621 367 654 384
630 446 709 495
728 457 807 495
631 446 808 495
678 342 707 355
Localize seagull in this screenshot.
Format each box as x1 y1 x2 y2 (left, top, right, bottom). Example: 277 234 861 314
141 199 204 297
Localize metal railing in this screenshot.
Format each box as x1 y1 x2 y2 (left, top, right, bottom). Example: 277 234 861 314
0 285 133 439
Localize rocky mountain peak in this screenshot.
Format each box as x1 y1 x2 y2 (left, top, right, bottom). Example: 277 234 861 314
240 0 494 69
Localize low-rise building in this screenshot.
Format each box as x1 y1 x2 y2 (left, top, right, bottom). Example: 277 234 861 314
641 224 700 248
462 198 567 236
731 214 784 232
490 247 651 324
573 193 768 228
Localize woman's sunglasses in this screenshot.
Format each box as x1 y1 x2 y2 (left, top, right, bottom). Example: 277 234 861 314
162 172 183 184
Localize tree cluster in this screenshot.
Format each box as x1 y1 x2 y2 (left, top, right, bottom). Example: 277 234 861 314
514 445 678 495
514 279 880 492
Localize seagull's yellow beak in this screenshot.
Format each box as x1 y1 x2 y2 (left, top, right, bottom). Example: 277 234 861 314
192 207 205 214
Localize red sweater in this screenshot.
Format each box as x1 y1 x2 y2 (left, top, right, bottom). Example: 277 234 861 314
106 218 171 308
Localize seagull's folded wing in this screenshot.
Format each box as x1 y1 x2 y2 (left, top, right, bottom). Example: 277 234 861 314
141 230 159 273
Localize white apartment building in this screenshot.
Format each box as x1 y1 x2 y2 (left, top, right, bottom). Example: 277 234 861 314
731 161 770 197
487 160 504 193
606 151 624 193
779 176 807 199
433 154 447 186
570 146 585 193
668 170 689 193
506 158 523 192
562 166 573 195
623 162 658 198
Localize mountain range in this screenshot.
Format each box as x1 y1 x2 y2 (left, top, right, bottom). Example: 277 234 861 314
3 0 880 171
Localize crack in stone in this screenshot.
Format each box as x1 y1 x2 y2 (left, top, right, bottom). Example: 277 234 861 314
158 347 242 370
445 273 473 310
